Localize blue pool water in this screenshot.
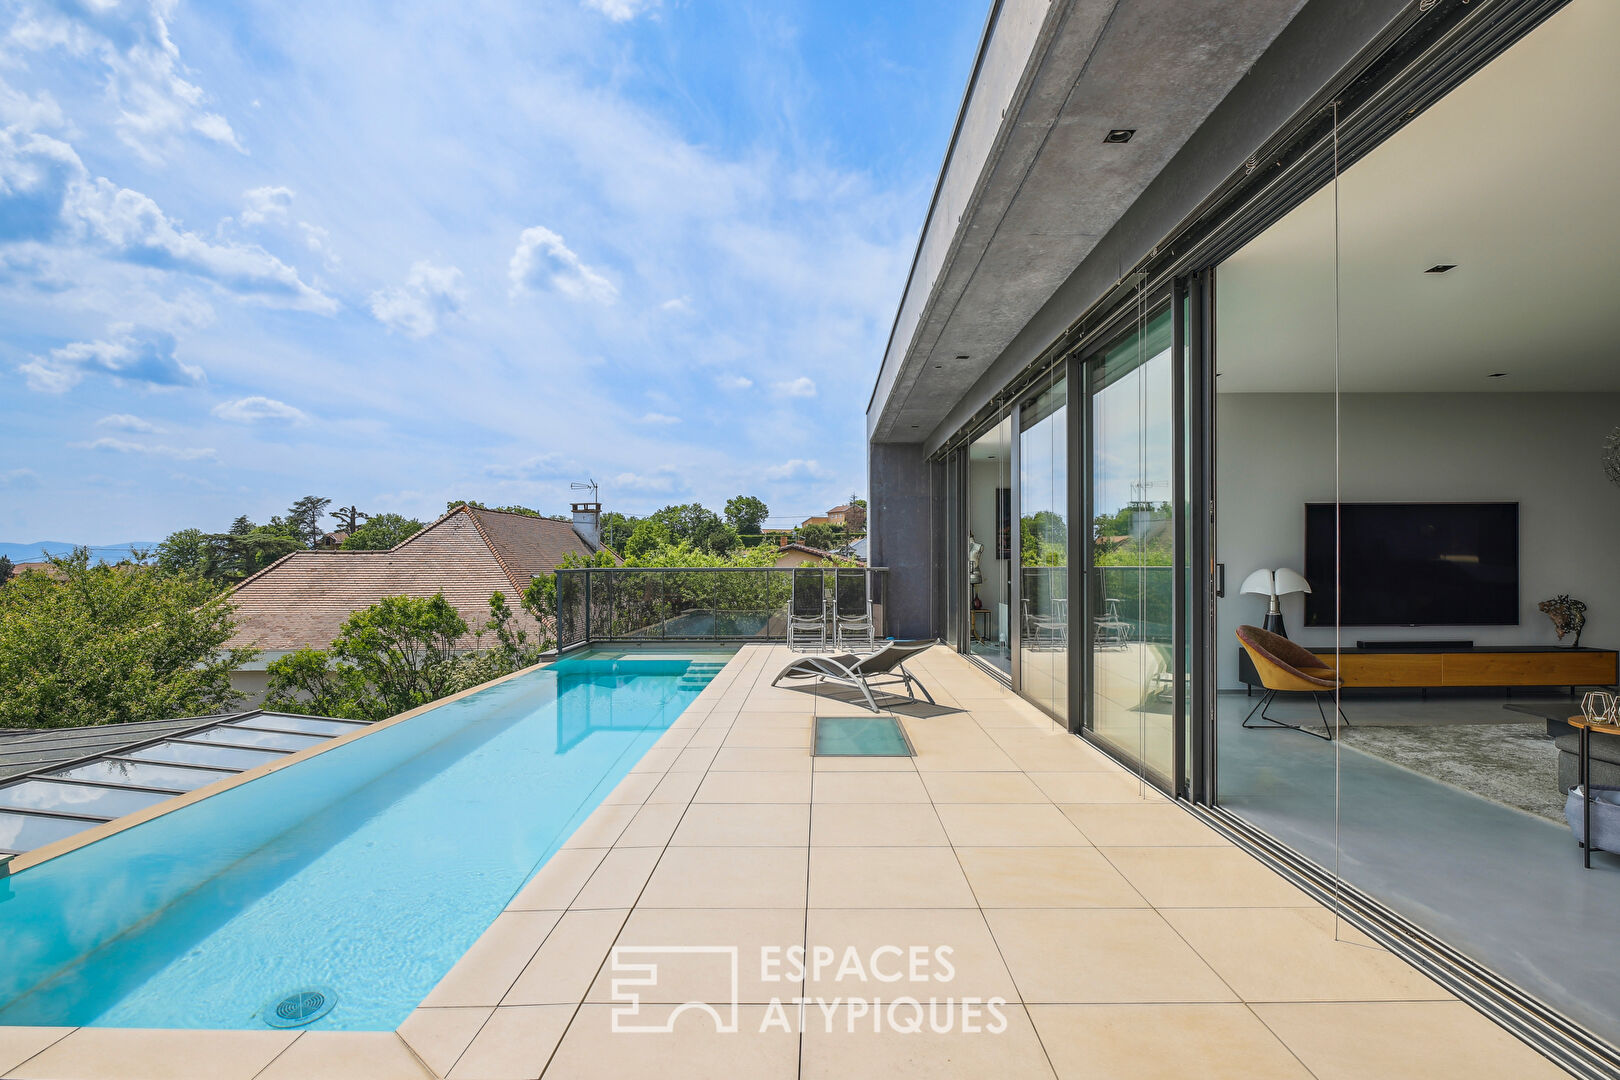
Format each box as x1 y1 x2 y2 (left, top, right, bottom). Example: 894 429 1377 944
0 653 729 1030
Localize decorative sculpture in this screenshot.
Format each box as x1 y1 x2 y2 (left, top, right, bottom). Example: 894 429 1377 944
1605 426 1620 490
1540 594 1588 649
967 533 984 586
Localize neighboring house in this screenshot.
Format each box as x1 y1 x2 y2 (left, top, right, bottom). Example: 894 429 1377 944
839 537 869 564
224 504 612 703
798 515 832 530
826 505 851 527
6 562 63 580
314 531 349 550
771 542 840 568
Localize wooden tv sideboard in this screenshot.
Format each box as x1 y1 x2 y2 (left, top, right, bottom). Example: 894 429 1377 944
1237 645 1618 692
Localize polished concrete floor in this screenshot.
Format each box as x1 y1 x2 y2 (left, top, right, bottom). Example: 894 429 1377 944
1216 691 1620 1044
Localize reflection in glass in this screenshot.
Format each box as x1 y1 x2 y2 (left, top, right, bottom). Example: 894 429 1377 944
46 759 235 792
1018 368 1068 720
966 418 1013 674
124 742 283 771
1088 308 1176 778
0 780 169 819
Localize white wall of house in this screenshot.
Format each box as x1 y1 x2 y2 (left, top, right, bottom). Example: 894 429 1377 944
1214 391 1620 689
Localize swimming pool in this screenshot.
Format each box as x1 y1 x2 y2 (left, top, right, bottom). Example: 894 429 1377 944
0 652 730 1030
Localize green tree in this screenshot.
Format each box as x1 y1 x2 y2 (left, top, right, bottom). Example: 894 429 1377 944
799 522 837 551
203 528 303 583
598 511 638 553
229 515 255 535
342 513 425 550
622 519 673 559
647 503 739 555
723 495 769 535
447 500 540 517
155 528 210 576
265 593 469 722
0 548 256 728
285 495 332 547
0 555 12 586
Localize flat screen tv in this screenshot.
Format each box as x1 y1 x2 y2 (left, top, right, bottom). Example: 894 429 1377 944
1303 502 1518 627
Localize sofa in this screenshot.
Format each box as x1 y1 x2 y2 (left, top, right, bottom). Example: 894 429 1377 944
1555 724 1620 793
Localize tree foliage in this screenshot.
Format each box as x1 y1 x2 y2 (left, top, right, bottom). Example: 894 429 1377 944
265 592 551 722
723 495 769 535
285 495 333 547
0 549 255 728
0 555 12 586
799 522 837 551
447 500 539 517
155 528 210 576
341 513 425 550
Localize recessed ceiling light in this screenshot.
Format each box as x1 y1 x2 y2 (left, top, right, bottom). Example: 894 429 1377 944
1424 263 1457 274
1104 129 1135 143
955 354 970 360
1488 372 1508 378
987 455 996 459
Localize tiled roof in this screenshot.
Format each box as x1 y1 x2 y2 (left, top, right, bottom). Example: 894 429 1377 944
224 505 594 651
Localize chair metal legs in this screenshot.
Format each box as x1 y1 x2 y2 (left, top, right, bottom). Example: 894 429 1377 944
1241 689 1350 740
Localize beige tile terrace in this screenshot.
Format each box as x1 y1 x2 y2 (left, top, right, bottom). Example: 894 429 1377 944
3 644 1571 1080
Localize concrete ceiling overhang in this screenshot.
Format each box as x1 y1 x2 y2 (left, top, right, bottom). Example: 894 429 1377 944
867 0 1310 446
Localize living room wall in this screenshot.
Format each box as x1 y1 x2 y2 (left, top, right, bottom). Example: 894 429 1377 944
1214 391 1620 689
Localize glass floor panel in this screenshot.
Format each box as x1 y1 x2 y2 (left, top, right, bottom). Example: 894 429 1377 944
0 810 91 853
0 781 169 820
229 715 365 737
123 742 284 771
182 728 326 752
45 759 235 792
814 716 913 757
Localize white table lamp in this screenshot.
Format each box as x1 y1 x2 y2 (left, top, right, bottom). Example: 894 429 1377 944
1241 567 1312 637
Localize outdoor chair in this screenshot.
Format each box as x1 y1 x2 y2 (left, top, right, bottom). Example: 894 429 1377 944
1235 624 1350 740
834 613 876 653
772 639 938 712
788 568 828 652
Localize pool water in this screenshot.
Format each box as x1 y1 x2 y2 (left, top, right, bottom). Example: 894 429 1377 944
0 653 729 1030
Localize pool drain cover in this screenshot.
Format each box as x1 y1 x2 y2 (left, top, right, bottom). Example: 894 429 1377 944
263 986 336 1028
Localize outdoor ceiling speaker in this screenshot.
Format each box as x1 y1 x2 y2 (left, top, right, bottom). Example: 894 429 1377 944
1104 128 1135 143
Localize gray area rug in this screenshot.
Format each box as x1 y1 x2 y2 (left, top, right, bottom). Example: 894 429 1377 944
1340 722 1565 822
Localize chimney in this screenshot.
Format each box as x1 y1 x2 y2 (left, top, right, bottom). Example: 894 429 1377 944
571 502 602 550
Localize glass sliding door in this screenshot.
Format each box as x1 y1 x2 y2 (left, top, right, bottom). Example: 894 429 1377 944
1017 368 1069 721
1087 307 1176 779
965 418 1013 675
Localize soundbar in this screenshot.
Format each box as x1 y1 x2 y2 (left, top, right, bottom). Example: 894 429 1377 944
1355 639 1475 650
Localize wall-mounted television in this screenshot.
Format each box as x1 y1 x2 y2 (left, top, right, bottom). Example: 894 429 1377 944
1303 502 1519 627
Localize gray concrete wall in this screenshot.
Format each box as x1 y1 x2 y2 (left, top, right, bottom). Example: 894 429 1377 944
870 443 938 639
1214 392 1620 688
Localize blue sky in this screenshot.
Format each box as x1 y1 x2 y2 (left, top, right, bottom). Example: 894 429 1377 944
0 0 982 543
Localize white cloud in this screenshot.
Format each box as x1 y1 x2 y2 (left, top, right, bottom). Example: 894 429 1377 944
718 374 753 390
773 376 817 398
508 226 617 303
0 129 336 311
96 413 161 433
608 467 682 494
0 467 40 489
485 452 580 481
582 0 660 22
659 296 691 313
763 458 830 482
638 411 681 425
6 1 242 161
72 437 214 461
240 186 294 227
369 260 466 337
211 396 311 426
20 327 203 392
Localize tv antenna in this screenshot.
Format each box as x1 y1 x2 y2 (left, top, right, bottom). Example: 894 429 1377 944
570 479 599 504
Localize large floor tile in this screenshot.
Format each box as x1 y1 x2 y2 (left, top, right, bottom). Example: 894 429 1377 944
956 847 1146 908
935 803 1090 847
543 1005 798 1079
510 849 608 911
615 801 688 847
710 747 812 772
0 1029 70 1076
1027 1004 1312 1080
646 769 705 804
985 908 1236 1004
722 725 812 748
1059 803 1229 847
800 1002 1056 1080
572 847 662 908
810 803 949 846
1028 771 1162 804
256 1032 433 1080
1163 907 1452 1002
398 1007 492 1079
446 1005 573 1080
561 802 639 848
918 772 1050 804
584 908 805 1004
809 847 977 908
504 909 630 1005
1252 1001 1573 1080
694 771 812 804
669 802 809 846
1101 847 1314 908
805 908 1018 999
424 910 565 1007
811 771 931 803
638 846 808 908
6 1029 298 1080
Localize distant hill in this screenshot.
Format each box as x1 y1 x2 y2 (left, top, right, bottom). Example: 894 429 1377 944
0 542 162 565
